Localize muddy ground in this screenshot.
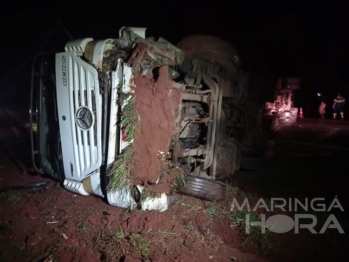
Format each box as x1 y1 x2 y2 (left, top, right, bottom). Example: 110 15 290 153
0 145 269 262
1 145 348 262
1 110 349 262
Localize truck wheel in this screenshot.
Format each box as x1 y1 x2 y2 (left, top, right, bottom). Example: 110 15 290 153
178 35 240 77
176 176 226 201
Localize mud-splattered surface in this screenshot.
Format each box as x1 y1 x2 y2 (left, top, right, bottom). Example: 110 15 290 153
132 65 182 189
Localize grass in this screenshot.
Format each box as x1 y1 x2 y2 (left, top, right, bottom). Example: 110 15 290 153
76 221 89 233
226 181 277 255
181 202 201 211
117 83 129 105
174 49 185 64
0 240 35 261
226 182 253 204
230 209 277 256
206 202 219 218
0 190 22 205
129 233 150 258
54 185 64 195
174 174 186 189
114 228 125 239
120 96 139 142
93 227 124 260
92 225 151 260
140 189 157 202
107 146 133 191
181 222 195 231
108 93 140 191
92 227 123 258
205 202 228 220
163 231 177 237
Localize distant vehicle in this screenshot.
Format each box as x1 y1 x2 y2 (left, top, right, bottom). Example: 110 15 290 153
264 77 300 125
29 27 247 210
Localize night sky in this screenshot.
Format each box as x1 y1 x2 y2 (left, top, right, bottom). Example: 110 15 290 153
1 1 349 115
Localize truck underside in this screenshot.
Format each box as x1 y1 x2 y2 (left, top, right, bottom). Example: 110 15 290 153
30 27 247 211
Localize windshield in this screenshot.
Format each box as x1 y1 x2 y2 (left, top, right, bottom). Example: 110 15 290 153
30 53 62 180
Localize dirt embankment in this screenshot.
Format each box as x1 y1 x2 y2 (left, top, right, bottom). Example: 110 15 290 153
131 65 182 191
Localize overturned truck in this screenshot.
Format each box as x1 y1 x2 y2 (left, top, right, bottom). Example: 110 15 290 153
30 27 247 211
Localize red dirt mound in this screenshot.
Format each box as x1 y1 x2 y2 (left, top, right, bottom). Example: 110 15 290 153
132 65 182 188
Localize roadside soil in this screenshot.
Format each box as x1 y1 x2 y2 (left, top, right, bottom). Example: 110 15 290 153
132 65 182 191
0 146 270 262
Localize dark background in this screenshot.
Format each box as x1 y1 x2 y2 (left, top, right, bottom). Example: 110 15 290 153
0 1 348 117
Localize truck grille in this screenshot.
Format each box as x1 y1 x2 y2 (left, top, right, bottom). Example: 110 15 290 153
68 57 99 177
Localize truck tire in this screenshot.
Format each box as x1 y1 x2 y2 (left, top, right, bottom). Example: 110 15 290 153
178 35 240 78
176 176 226 201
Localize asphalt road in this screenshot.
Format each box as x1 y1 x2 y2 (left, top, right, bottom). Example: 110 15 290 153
275 118 349 150
270 118 349 206
235 118 349 261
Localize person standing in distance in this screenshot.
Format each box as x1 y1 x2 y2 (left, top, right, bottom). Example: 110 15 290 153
333 92 345 119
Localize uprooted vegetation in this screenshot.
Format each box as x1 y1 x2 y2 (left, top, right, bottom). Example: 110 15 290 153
107 145 133 191
92 222 150 260
120 95 139 143
107 88 139 191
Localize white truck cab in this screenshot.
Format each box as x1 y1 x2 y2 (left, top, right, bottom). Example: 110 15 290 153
30 27 246 210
